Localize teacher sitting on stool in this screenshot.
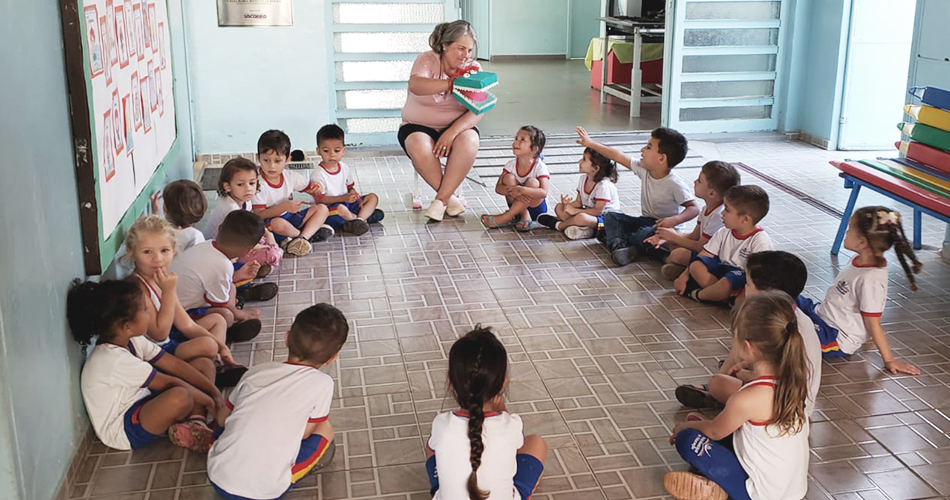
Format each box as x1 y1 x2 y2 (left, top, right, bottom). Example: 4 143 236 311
398 20 482 221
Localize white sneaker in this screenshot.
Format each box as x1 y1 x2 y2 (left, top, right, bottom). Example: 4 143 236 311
424 199 446 221
446 195 465 217
564 226 595 240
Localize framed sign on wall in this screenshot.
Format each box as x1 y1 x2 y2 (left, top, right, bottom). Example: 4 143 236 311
216 0 293 27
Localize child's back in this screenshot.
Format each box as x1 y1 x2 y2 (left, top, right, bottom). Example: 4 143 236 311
169 240 233 310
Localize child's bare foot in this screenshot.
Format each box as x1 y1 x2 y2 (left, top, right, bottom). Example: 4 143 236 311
663 471 728 500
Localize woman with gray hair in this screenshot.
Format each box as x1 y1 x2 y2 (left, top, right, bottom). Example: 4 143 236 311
398 20 483 221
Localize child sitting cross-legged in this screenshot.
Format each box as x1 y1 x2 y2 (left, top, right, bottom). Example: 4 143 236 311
577 125 701 266
426 326 548 500
170 210 267 344
665 291 810 500
68 280 225 453
207 304 347 500
797 206 922 375
675 185 773 304
537 147 620 240
309 124 384 236
481 125 551 232
675 251 822 421
645 161 740 280
252 129 331 256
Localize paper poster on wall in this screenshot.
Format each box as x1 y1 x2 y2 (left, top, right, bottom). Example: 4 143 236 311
216 0 293 27
79 0 176 236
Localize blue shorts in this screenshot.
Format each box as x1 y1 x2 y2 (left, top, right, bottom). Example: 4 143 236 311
695 255 746 292
325 201 363 227
123 395 163 449
267 208 309 243
508 199 549 221
158 328 188 356
211 433 331 500
795 295 848 357
425 453 544 499
187 307 210 319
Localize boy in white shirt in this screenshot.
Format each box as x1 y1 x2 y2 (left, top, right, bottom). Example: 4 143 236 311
577 126 701 267
151 180 207 252
675 185 773 303
251 129 331 257
310 124 384 236
171 210 265 344
207 303 346 500
645 161 740 279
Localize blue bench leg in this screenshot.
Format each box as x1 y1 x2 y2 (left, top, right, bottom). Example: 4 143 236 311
914 209 922 250
832 183 861 255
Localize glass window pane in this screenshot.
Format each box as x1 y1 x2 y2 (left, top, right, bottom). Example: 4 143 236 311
684 28 779 47
682 54 775 73
335 32 431 53
681 80 774 99
685 2 780 20
333 3 443 24
680 105 772 121
337 90 407 109
335 61 414 82
341 117 402 134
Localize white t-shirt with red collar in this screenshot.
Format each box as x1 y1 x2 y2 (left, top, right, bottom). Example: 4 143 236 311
816 258 889 355
251 169 316 214
310 161 355 198
576 174 620 213
502 158 550 185
697 202 725 240
204 197 251 240
703 226 774 269
168 240 234 310
207 361 334 500
80 336 165 450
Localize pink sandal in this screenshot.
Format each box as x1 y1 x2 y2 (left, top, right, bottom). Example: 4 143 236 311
168 417 214 453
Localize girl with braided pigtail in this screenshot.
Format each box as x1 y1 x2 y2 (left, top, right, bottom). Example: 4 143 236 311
796 206 923 375
425 326 547 500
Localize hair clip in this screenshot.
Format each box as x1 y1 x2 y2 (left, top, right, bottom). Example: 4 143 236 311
877 210 899 226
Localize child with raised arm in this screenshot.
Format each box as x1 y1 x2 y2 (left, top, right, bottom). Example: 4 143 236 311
481 125 550 232
675 185 773 304
797 206 922 375
645 161 740 279
666 292 810 500
252 129 331 256
426 326 547 500
577 126 700 266
207 304 346 500
676 251 821 421
68 280 225 452
170 210 266 344
536 148 619 240
310 124 384 236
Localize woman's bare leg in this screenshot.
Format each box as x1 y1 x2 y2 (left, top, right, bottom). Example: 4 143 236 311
438 129 479 204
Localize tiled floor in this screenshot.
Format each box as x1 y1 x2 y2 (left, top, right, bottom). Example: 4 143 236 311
73 136 950 500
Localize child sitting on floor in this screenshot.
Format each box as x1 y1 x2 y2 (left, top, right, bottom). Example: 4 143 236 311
68 280 224 452
170 210 267 344
675 185 773 304
207 304 346 500
124 215 248 388
645 161 740 280
797 206 922 375
577 125 700 266
426 326 548 500
204 158 284 292
675 251 821 420
252 129 330 256
152 179 207 252
537 147 620 240
309 124 384 236
666 291 810 500
481 125 551 232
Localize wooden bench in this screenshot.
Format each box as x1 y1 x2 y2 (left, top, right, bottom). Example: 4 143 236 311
829 159 950 254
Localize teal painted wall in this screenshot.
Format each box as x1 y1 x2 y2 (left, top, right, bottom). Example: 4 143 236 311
0 1 195 499
797 0 851 149
182 1 331 154
490 0 570 56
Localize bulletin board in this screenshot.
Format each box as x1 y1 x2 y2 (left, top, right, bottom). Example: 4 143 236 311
60 0 178 275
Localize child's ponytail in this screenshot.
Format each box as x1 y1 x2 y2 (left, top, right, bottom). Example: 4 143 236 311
774 320 809 436
67 279 143 349
884 213 922 291
448 326 507 500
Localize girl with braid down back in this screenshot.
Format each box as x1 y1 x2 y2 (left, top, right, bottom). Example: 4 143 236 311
796 206 923 375
425 327 547 499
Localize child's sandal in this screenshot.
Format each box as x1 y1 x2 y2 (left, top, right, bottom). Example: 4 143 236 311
514 220 536 232
481 214 510 229
674 384 723 409
168 417 214 453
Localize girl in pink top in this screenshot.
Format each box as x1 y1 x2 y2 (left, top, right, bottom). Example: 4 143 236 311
399 20 484 222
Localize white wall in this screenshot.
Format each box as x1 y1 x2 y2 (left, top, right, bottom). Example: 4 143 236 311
183 1 331 154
